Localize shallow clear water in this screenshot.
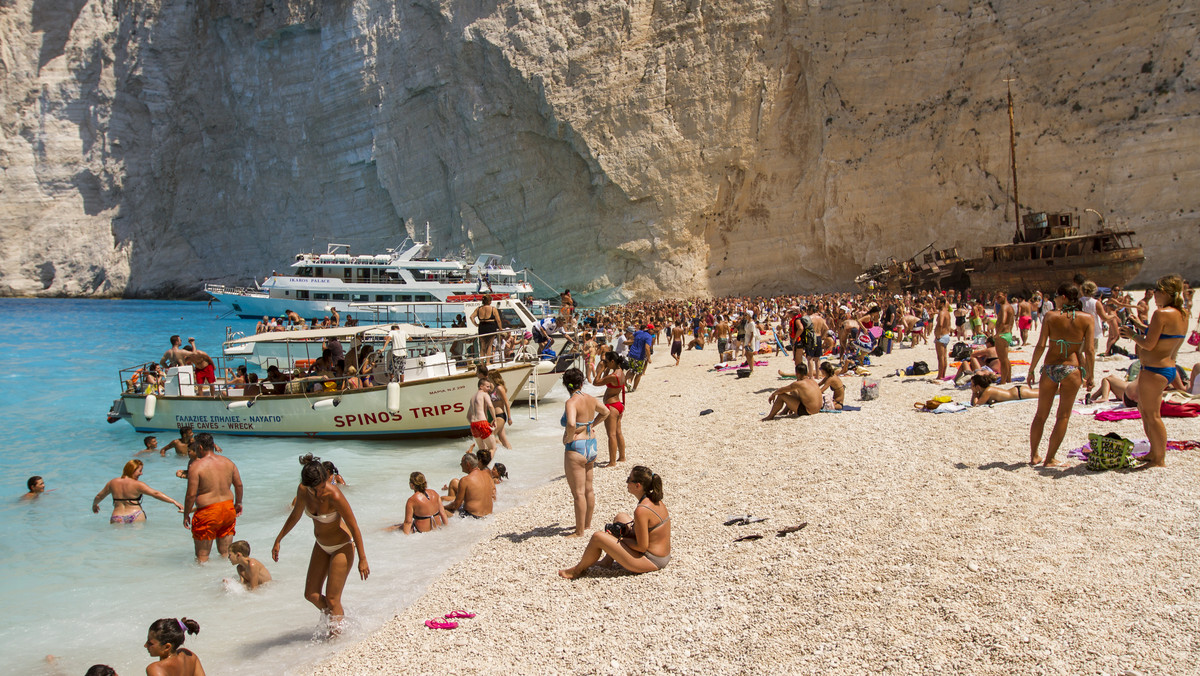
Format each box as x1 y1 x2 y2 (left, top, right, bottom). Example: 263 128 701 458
0 299 572 675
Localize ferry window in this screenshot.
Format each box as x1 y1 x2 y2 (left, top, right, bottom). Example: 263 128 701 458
400 295 413 302
297 291 309 300
358 268 370 278
351 293 369 302
343 268 351 279
332 293 348 301
498 309 521 327
314 293 329 300
375 295 393 302
299 267 312 277
315 267 324 277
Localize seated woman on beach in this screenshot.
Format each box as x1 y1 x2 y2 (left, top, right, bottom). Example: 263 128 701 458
390 472 448 534
817 362 845 410
92 460 183 524
952 337 1000 383
559 465 670 579
144 617 204 676
1087 372 1139 407
969 374 1039 406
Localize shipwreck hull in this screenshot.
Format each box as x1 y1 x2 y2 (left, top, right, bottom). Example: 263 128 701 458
968 247 1145 295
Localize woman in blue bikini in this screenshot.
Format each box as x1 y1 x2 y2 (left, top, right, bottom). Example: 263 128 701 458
561 368 609 537
1027 282 1095 467
1121 274 1189 468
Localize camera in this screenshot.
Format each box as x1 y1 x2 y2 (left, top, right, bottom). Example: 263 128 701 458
604 521 631 538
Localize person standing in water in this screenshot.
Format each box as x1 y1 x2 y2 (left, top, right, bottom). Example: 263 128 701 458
183 433 243 562
93 459 183 523
273 454 369 633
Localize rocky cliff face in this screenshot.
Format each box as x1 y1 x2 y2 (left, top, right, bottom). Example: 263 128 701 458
2 0 1197 300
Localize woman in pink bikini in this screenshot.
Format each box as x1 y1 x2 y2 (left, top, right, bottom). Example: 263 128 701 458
592 350 628 466
92 459 183 524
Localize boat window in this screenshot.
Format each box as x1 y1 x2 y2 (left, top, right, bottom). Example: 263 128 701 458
351 294 369 302
314 267 323 277
498 308 523 327
400 295 413 302
297 291 309 300
343 268 351 279
313 293 329 300
358 268 370 278
332 293 348 301
375 295 393 302
298 267 312 277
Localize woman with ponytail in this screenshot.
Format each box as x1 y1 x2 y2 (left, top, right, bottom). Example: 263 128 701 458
1121 274 1190 468
592 350 628 466
395 471 448 534
559 465 670 579
144 617 204 675
1027 282 1095 467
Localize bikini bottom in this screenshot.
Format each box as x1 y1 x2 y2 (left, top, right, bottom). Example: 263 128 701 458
111 511 143 524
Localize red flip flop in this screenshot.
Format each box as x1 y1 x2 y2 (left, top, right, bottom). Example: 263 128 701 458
424 619 458 629
445 611 476 619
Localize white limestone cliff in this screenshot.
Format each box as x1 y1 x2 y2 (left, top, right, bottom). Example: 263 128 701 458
1 0 1197 299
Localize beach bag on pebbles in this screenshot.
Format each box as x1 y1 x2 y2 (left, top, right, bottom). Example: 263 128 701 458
1086 432 1136 471
908 361 930 376
860 377 880 401
951 342 972 361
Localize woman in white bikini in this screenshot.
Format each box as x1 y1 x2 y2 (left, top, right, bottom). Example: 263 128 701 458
1027 282 1095 467
92 459 183 524
559 465 671 579
273 454 369 631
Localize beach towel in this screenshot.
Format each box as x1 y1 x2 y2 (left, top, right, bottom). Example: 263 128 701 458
1095 401 1200 420
714 360 769 372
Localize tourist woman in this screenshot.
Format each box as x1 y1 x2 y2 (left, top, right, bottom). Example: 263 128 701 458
92 459 183 524
817 361 845 410
470 294 502 360
559 465 671 579
561 368 609 537
1027 282 1095 466
144 616 205 676
969 374 1039 406
1122 274 1190 468
273 454 369 630
487 371 513 450
394 472 447 534
592 350 628 466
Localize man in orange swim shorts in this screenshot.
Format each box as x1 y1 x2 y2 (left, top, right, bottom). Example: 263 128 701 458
466 378 497 454
183 433 244 563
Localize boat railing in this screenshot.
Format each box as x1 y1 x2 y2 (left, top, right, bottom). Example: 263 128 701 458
127 329 542 400
204 283 263 296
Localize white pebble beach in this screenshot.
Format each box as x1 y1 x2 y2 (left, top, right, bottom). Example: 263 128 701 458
310 337 1200 675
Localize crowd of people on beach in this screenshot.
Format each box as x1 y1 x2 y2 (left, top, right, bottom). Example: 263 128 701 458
23 271 1198 673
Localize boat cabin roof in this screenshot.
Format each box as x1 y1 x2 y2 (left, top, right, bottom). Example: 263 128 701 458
226 322 455 346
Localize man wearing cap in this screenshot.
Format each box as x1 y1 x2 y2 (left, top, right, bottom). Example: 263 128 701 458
614 326 634 358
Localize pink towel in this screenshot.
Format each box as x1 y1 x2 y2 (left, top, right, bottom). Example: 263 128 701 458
1094 402 1200 421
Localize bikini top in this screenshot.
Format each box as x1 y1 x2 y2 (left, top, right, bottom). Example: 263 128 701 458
305 508 339 524
1159 333 1185 339
113 496 143 505
638 503 670 531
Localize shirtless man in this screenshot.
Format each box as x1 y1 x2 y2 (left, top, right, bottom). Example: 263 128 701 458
160 427 196 457
183 433 243 563
805 306 830 377
1016 295 1034 345
762 363 822 419
466 378 497 453
159 335 188 369
714 317 731 361
444 453 496 518
285 309 302 326
670 322 685 365
933 298 953 379
993 291 1016 384
182 341 217 396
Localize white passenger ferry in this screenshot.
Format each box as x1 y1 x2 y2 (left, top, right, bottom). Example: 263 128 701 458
204 235 533 321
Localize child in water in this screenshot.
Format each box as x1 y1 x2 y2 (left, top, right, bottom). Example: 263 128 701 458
229 540 272 590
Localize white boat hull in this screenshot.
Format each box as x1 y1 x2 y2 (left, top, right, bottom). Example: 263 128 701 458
113 366 533 439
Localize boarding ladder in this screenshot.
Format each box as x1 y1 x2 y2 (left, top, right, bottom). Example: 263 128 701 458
526 364 539 419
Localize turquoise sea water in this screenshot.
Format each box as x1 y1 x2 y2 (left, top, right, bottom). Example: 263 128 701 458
0 299 569 675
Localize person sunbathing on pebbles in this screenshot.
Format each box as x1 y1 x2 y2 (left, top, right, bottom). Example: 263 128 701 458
969 374 1039 406
762 363 822 420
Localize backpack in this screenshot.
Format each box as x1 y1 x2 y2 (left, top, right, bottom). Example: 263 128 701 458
1086 432 1136 471
800 316 819 351
908 361 930 376
853 331 876 354
951 342 972 361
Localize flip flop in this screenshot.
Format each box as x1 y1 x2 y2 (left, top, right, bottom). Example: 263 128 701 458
776 522 808 537
444 611 475 619
733 534 763 542
724 515 768 526
424 619 458 630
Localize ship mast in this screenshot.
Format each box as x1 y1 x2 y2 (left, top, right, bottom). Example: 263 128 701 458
1005 76 1020 239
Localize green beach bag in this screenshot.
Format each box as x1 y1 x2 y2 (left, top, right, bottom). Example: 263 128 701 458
1086 432 1136 471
